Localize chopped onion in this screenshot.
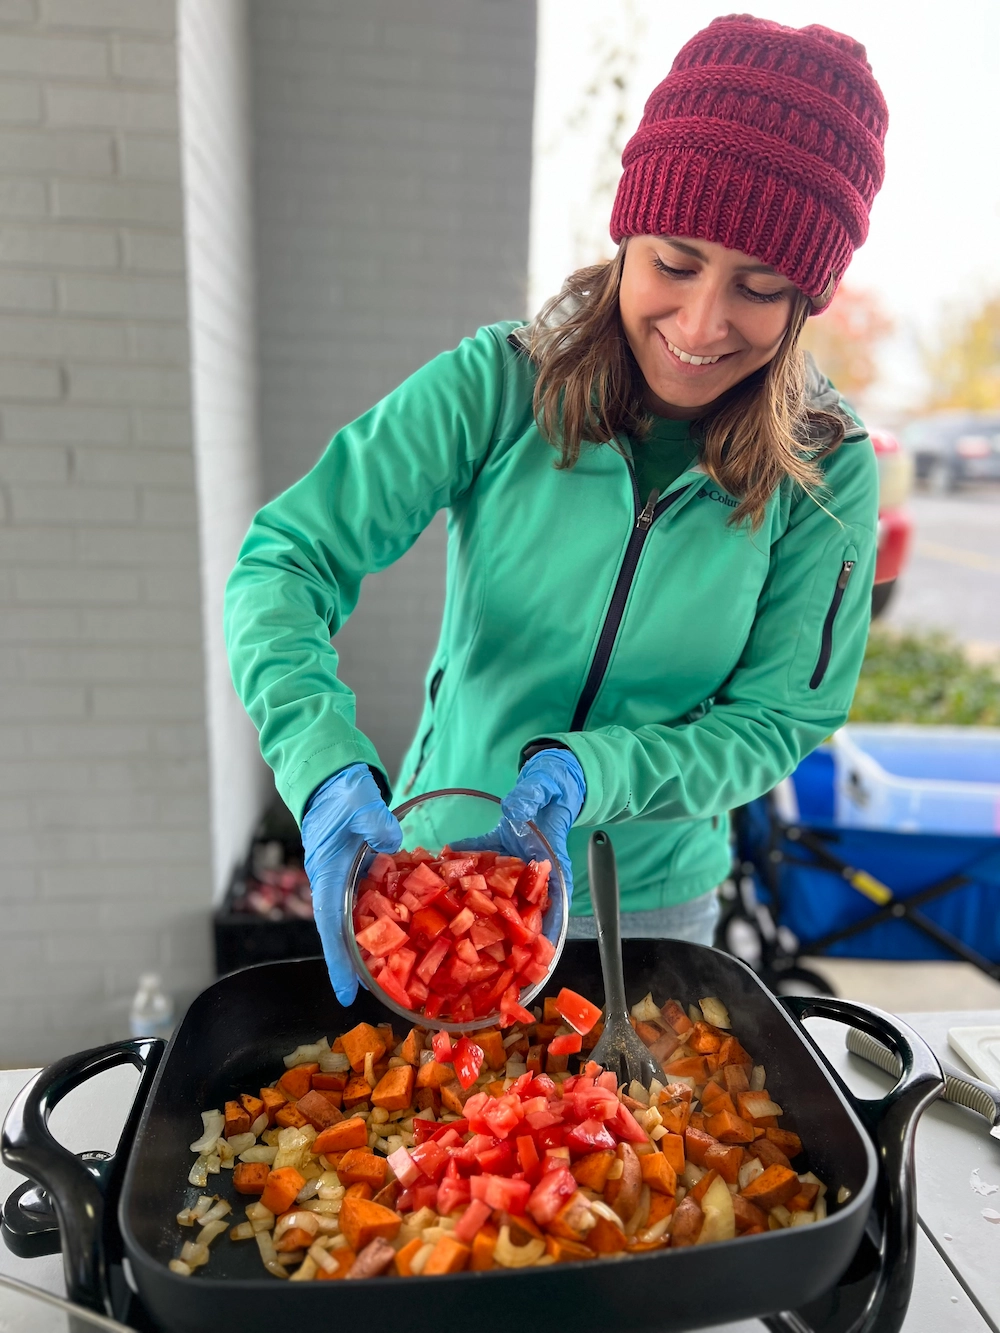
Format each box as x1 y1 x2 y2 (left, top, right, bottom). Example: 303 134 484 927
239 1145 278 1165
176 1209 195 1227
699 997 732 1030
250 1113 268 1137
589 1200 625 1229
204 1153 220 1175
189 1110 224 1155
681 1162 706 1189
739 1158 765 1191
789 1210 816 1227
505 1059 527 1078
277 1250 305 1266
245 1202 274 1230
187 1156 210 1188
199 1219 228 1247
687 1003 703 1026
290 1256 318 1281
409 1242 435 1275
630 994 669 1028
198 1199 231 1226
638 1213 672 1243
625 1184 651 1237
179 1240 209 1268
493 1225 545 1268
750 1065 766 1092
298 1198 341 1215
647 1078 665 1102
255 1227 288 1278
283 1039 329 1069
741 1094 783 1119
230 1222 254 1241
364 1051 377 1089
814 1196 828 1220
309 1241 339 1274
627 1080 649 1105
836 1185 851 1204
296 1178 322 1203
770 1204 791 1228
649 1125 668 1141
798 1171 827 1197
226 1132 256 1156
168 1259 192 1276
318 1051 350 1074
274 1211 321 1242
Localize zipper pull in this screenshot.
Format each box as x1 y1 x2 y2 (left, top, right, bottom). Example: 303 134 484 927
637 488 659 530
837 560 855 589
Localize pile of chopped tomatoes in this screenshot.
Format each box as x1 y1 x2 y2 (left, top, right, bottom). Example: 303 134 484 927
353 847 555 1024
173 985 829 1283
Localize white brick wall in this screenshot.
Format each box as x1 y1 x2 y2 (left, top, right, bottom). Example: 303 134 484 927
249 0 536 778
0 0 213 1066
178 0 270 901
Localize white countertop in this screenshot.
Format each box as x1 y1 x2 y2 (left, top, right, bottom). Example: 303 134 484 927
2 1011 999 1331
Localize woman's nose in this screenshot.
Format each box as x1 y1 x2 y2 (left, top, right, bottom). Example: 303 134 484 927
674 285 729 350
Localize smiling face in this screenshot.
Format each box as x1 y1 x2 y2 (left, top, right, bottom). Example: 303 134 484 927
618 236 801 419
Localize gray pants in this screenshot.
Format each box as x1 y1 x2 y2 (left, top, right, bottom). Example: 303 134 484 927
565 889 720 947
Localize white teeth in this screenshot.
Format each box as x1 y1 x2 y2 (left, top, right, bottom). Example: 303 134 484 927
665 338 721 366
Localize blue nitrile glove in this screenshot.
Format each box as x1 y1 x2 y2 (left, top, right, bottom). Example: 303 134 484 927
301 762 402 1005
458 749 586 906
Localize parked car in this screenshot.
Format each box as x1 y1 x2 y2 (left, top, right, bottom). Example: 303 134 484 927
899 411 1000 492
869 427 913 618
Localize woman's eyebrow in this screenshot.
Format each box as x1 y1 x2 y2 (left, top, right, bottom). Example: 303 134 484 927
662 237 781 276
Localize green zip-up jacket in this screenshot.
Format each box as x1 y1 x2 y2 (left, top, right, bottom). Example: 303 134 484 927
224 320 877 915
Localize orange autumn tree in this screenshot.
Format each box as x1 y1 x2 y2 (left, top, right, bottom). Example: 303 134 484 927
800 284 893 408
922 294 1000 411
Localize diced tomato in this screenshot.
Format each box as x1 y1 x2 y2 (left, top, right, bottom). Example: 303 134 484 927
515 1134 542 1184
522 905 543 936
375 967 411 1009
478 1141 515 1175
410 906 449 941
469 918 505 950
402 861 448 902
482 941 508 963
431 1031 453 1063
486 867 521 898
423 992 445 1020
516 859 551 904
453 1196 492 1243
564 1117 616 1155
470 1174 531 1214
368 852 397 882
438 856 478 883
509 943 532 974
499 983 536 1029
450 995 474 1025
554 987 603 1036
387 946 417 988
469 959 501 984
614 1101 651 1144
520 960 549 986
535 1123 564 1151
494 897 534 947
448 906 476 936
415 935 451 984
386 1145 421 1187
436 1159 471 1214
548 1031 583 1056
533 934 556 967
436 888 464 919
410 1138 450 1182
355 917 408 958
408 1181 439 1213
445 956 473 987
408 976 430 1005
453 1036 485 1090
526 1166 576 1225
480 1093 525 1140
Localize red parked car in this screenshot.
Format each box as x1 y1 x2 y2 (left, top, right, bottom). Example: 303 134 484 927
869 427 913 617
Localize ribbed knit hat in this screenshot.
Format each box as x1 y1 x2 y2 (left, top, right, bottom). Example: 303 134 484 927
610 14 888 311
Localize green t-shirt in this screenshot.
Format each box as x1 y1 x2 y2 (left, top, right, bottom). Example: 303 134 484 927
632 415 698 504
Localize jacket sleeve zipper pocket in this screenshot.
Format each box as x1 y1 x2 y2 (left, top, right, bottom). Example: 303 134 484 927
809 561 855 690
403 665 445 794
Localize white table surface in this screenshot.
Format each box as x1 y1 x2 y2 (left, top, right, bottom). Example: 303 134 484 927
2 1012 998 1331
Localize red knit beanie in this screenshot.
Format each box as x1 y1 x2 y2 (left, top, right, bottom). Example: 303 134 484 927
610 14 888 311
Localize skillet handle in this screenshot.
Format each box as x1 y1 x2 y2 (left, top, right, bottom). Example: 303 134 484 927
774 996 943 1333
1 1037 164 1317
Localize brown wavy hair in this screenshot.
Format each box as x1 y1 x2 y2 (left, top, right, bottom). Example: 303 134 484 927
528 242 846 529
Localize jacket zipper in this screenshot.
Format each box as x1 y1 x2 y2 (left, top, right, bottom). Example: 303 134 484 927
403 665 445 793
809 561 855 690
569 477 689 732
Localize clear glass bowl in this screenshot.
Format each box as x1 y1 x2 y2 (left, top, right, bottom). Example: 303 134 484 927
343 787 569 1033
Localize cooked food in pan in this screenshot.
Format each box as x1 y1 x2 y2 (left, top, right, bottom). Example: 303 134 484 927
171 987 828 1280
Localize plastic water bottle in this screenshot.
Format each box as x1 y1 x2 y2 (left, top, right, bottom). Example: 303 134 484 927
129 973 175 1040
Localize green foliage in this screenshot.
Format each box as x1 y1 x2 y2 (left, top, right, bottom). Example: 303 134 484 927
850 627 1000 726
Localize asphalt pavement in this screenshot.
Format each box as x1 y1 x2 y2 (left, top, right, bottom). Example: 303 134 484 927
882 484 1000 650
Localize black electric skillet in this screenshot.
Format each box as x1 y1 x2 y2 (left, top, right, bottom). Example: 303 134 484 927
3 941 942 1333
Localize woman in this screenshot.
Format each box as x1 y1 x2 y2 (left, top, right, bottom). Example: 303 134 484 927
225 15 887 1003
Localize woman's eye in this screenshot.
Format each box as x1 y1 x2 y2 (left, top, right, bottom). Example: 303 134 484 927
740 285 785 304
652 256 691 278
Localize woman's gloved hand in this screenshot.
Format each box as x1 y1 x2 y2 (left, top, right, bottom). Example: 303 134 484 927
301 763 402 1005
456 749 586 904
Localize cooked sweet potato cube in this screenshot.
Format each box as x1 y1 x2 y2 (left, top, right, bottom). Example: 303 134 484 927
394 1236 424 1276
526 1045 543 1076
585 1216 627 1254
377 1023 396 1052
239 1093 265 1123
274 1226 314 1253
415 1060 456 1090
258 1086 287 1125
338 1148 388 1191
232 1161 269 1195
684 1126 718 1168
471 1225 498 1271
722 1064 750 1096
632 1019 662 1047
704 1142 743 1184
342 1074 373 1108
661 999 693 1035
705 1110 755 1144
733 1193 769 1232
640 1152 677 1195
400 1028 424 1067
423 1235 471 1275
295 1089 343 1132
741 1163 800 1212
701 1087 735 1117
414 1087 440 1112
224 1100 251 1138
580 1021 604 1052
660 1132 685 1175
786 1181 820 1212
312 1072 348 1092
717 1035 753 1069
477 1028 507 1071
274 1104 310 1130
314 1088 343 1111
688 1021 724 1054
659 1098 692 1136
688 1168 719 1205
276 1063 318 1101
440 1081 471 1115
259 1166 305 1215
750 1137 792 1171
313 1116 368 1155
341 1022 387 1074
546 1235 595 1263
766 1127 803 1158
338 1196 401 1252
572 1150 615 1192
373 1181 399 1211
670 1195 703 1247
663 1055 709 1081
371 1065 415 1111
316 1248 355 1280
646 1193 675 1227
345 1182 374 1201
